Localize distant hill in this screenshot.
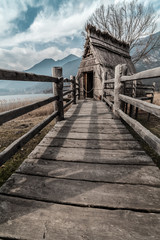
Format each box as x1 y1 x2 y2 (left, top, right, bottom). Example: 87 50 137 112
133 31 160 90
0 54 81 95
26 54 80 76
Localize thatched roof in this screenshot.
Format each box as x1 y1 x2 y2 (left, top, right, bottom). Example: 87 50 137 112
80 25 135 74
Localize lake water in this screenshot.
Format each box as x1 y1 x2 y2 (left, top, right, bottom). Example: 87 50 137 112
0 94 53 107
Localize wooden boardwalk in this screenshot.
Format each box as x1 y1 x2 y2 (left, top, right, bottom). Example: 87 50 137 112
0 99 160 239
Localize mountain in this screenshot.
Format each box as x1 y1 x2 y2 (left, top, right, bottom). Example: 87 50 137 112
0 54 81 95
63 58 81 78
25 54 80 76
133 31 160 90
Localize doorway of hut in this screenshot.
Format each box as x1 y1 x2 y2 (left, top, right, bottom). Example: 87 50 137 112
83 71 93 98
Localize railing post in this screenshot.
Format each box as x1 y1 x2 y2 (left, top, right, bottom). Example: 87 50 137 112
52 67 64 121
113 65 122 117
76 76 80 100
70 75 76 104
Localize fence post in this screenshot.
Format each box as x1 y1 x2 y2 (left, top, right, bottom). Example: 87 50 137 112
70 75 76 104
52 67 64 121
113 65 122 117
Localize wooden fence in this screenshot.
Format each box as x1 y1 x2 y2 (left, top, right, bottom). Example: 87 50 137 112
0 67 80 166
103 64 160 155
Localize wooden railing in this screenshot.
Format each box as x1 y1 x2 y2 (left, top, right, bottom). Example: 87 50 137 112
0 67 80 166
103 64 160 155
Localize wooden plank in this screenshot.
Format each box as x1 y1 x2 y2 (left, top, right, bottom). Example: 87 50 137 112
1 173 160 211
118 109 160 155
103 97 113 108
28 146 153 165
119 94 160 118
62 119 119 124
53 126 129 134
66 109 111 114
121 66 160 82
45 131 134 140
55 121 126 130
0 68 58 82
17 158 160 186
104 89 114 96
55 121 126 128
65 115 114 120
63 99 74 109
0 111 58 166
63 89 73 96
0 96 57 125
104 78 115 84
0 195 160 240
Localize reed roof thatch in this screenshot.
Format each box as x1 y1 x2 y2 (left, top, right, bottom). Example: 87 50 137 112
80 24 135 74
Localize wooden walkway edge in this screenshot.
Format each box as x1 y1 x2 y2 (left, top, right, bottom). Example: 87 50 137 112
0 100 160 239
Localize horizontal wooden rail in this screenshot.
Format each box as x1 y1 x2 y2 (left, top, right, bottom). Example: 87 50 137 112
63 99 74 109
121 66 160 82
0 69 58 83
117 109 160 155
63 78 72 83
119 94 160 118
103 97 113 108
63 90 73 97
104 79 115 84
104 89 114 96
0 111 58 166
0 96 58 125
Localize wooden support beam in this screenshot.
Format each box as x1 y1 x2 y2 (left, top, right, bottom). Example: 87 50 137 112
52 67 64 121
70 75 76 104
103 97 113 108
113 65 122 117
0 68 58 82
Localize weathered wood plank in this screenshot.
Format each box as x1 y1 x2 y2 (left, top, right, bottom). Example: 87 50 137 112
119 94 160 118
55 123 126 130
28 146 153 165
55 121 126 128
103 97 113 108
0 195 160 240
58 117 123 123
45 131 134 140
39 138 142 150
104 89 114 96
17 158 160 186
0 68 58 82
121 66 160 82
52 126 129 134
118 109 160 155
65 115 114 120
1 173 160 211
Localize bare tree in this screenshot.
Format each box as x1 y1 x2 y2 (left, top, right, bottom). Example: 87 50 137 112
87 0 160 63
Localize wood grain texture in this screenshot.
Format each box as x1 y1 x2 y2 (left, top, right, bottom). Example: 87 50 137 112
118 109 160 155
0 68 58 82
0 195 160 240
119 94 160 118
1 173 160 211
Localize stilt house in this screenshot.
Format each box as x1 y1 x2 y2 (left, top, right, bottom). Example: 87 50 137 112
77 25 135 100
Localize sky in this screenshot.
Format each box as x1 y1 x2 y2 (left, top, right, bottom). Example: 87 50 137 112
0 0 160 71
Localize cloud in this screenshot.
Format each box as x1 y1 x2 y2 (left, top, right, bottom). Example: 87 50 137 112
0 0 101 48
0 46 83 70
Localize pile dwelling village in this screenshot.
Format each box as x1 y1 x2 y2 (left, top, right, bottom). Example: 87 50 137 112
0 25 160 239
